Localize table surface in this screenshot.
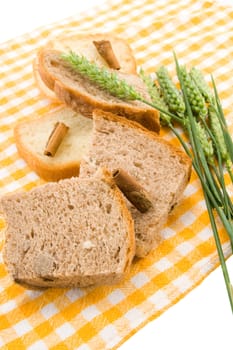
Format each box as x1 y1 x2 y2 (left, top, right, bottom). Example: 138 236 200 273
0 1 232 349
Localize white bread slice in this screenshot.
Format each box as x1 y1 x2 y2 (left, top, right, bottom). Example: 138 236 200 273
34 33 137 101
14 107 93 181
80 110 192 257
37 49 160 132
1 169 135 289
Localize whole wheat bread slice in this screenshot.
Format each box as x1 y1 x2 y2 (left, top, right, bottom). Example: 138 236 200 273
37 49 160 132
1 169 135 288
34 32 137 101
80 110 192 257
14 106 93 181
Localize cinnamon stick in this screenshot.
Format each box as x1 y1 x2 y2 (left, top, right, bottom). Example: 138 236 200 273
112 168 153 213
93 40 121 70
44 122 69 157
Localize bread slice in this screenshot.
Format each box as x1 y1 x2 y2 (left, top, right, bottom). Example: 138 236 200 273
14 107 93 181
34 33 137 101
1 169 135 288
37 49 160 132
80 110 192 257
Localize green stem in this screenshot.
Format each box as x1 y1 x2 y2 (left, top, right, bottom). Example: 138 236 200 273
204 191 233 312
172 122 233 308
142 96 223 207
211 76 233 164
168 117 233 243
211 166 233 219
200 117 233 218
226 162 233 184
139 98 185 126
173 55 224 208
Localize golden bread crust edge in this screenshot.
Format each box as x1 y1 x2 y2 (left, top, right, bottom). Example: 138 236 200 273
33 57 59 101
14 111 81 182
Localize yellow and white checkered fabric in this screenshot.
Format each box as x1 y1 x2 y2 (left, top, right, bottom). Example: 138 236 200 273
0 0 233 348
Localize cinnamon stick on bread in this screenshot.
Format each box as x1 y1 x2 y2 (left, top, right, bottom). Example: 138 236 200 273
1 169 135 288
37 49 160 132
14 107 93 181
80 110 192 257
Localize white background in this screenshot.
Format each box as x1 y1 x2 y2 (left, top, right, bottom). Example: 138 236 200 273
0 1 232 349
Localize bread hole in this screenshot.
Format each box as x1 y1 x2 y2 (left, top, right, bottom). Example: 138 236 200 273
169 202 177 213
114 246 121 262
42 277 55 282
30 229 35 238
50 59 60 68
107 127 114 133
103 226 109 235
98 128 112 135
121 151 128 157
68 204 74 210
133 161 143 169
23 241 30 254
106 203 112 214
136 233 143 240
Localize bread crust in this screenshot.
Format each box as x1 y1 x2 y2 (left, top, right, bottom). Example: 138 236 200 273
33 57 59 101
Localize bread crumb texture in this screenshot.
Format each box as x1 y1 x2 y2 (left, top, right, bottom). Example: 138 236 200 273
1 174 134 288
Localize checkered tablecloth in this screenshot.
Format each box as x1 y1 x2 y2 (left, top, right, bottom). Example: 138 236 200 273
0 0 232 348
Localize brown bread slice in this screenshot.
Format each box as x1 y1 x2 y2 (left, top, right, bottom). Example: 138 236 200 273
1 169 135 288
37 49 160 132
33 32 137 101
80 110 192 257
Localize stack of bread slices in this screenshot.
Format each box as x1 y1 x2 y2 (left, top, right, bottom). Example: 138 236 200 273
1 33 192 289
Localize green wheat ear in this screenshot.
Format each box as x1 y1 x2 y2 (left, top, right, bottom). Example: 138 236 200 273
61 51 143 101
